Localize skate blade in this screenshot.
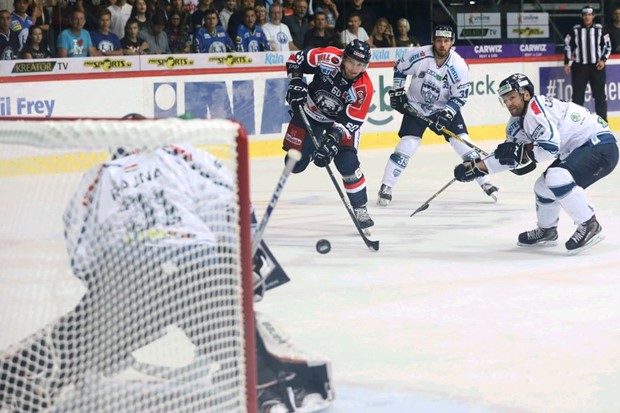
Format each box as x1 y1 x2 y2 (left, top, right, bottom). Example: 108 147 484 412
517 240 558 248
566 234 605 256
489 193 498 203
376 198 390 207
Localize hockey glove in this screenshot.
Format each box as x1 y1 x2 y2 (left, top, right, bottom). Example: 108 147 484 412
434 109 454 132
494 142 530 166
313 126 343 167
454 159 488 182
285 78 308 112
389 88 409 114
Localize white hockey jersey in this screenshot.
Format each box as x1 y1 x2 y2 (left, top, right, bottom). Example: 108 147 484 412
486 95 614 173
64 144 235 275
393 45 470 116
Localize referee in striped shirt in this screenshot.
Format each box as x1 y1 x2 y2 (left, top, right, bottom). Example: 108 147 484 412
564 5 612 121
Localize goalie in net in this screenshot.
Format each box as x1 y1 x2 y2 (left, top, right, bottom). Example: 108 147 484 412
0 133 332 412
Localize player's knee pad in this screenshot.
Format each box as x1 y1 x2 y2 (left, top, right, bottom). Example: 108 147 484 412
544 167 577 200
394 135 421 157
389 152 410 168
534 174 556 204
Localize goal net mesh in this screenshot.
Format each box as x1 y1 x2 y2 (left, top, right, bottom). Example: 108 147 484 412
0 118 253 413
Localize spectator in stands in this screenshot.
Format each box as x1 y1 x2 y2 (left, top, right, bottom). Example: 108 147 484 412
313 0 337 30
335 0 375 35
191 0 214 30
608 5 620 53
368 16 394 48
20 23 51 58
263 2 297 51
57 9 96 57
121 17 149 54
234 6 270 51
282 0 309 49
130 0 154 34
227 0 254 40
108 0 132 39
339 11 367 47
28 0 53 55
282 0 294 17
219 0 235 30
168 0 191 30
91 8 123 56
0 9 20 60
10 0 33 51
140 13 171 53
255 4 267 26
394 17 419 47
194 7 233 52
146 0 169 23
302 10 337 48
166 11 190 53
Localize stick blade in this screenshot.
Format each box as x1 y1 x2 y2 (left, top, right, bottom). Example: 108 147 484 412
410 203 430 217
367 240 379 251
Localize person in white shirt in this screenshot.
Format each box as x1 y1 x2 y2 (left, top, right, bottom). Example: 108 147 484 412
262 2 297 51
339 12 368 47
107 0 132 39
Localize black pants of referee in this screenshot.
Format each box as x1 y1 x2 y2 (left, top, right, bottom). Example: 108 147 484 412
571 62 607 122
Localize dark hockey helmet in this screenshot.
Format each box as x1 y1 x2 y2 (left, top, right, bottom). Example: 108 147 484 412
498 73 535 97
343 39 372 65
433 24 455 41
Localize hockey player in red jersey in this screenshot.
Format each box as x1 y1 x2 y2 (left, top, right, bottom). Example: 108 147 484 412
282 39 375 231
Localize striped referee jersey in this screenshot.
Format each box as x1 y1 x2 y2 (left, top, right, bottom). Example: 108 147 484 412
564 22 612 64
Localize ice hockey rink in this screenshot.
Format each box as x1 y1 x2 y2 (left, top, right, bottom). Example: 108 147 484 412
251 138 620 413
1 135 620 413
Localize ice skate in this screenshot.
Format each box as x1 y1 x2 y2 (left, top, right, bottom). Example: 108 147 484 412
258 388 290 413
353 205 374 236
565 215 604 255
481 182 498 202
517 227 558 247
376 184 392 207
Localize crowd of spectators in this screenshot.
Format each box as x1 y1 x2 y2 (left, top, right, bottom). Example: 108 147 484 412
1 0 425 60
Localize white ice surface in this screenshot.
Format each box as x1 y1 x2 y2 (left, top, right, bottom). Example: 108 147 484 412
251 141 620 413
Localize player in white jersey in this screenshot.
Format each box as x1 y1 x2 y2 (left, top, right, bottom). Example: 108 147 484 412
377 24 498 206
453 73 618 255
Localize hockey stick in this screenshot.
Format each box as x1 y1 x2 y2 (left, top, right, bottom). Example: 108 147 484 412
410 151 498 217
410 178 456 216
251 149 302 256
298 109 379 252
402 107 538 176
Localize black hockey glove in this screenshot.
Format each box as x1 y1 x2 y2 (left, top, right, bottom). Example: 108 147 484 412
285 78 308 112
494 142 529 166
313 126 343 168
454 159 488 182
434 109 454 132
389 88 409 114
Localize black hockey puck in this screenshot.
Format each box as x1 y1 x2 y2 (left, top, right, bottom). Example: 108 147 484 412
316 239 331 254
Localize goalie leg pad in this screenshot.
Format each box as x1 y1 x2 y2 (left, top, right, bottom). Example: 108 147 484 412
255 312 334 413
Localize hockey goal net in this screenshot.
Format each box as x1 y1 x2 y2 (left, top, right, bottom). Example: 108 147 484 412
0 118 256 413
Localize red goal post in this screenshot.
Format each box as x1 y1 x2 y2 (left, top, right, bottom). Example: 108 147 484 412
0 117 257 413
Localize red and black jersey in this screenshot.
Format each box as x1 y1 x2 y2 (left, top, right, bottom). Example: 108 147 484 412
286 46 373 141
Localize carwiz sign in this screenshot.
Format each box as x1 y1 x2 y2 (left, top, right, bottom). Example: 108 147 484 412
455 43 554 59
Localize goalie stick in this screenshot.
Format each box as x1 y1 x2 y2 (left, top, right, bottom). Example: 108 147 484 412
251 149 302 257
298 109 379 252
403 107 536 176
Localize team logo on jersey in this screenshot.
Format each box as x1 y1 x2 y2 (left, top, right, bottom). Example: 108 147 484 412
570 113 582 122
314 90 343 117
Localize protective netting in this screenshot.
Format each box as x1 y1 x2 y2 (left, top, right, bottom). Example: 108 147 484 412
0 119 251 413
